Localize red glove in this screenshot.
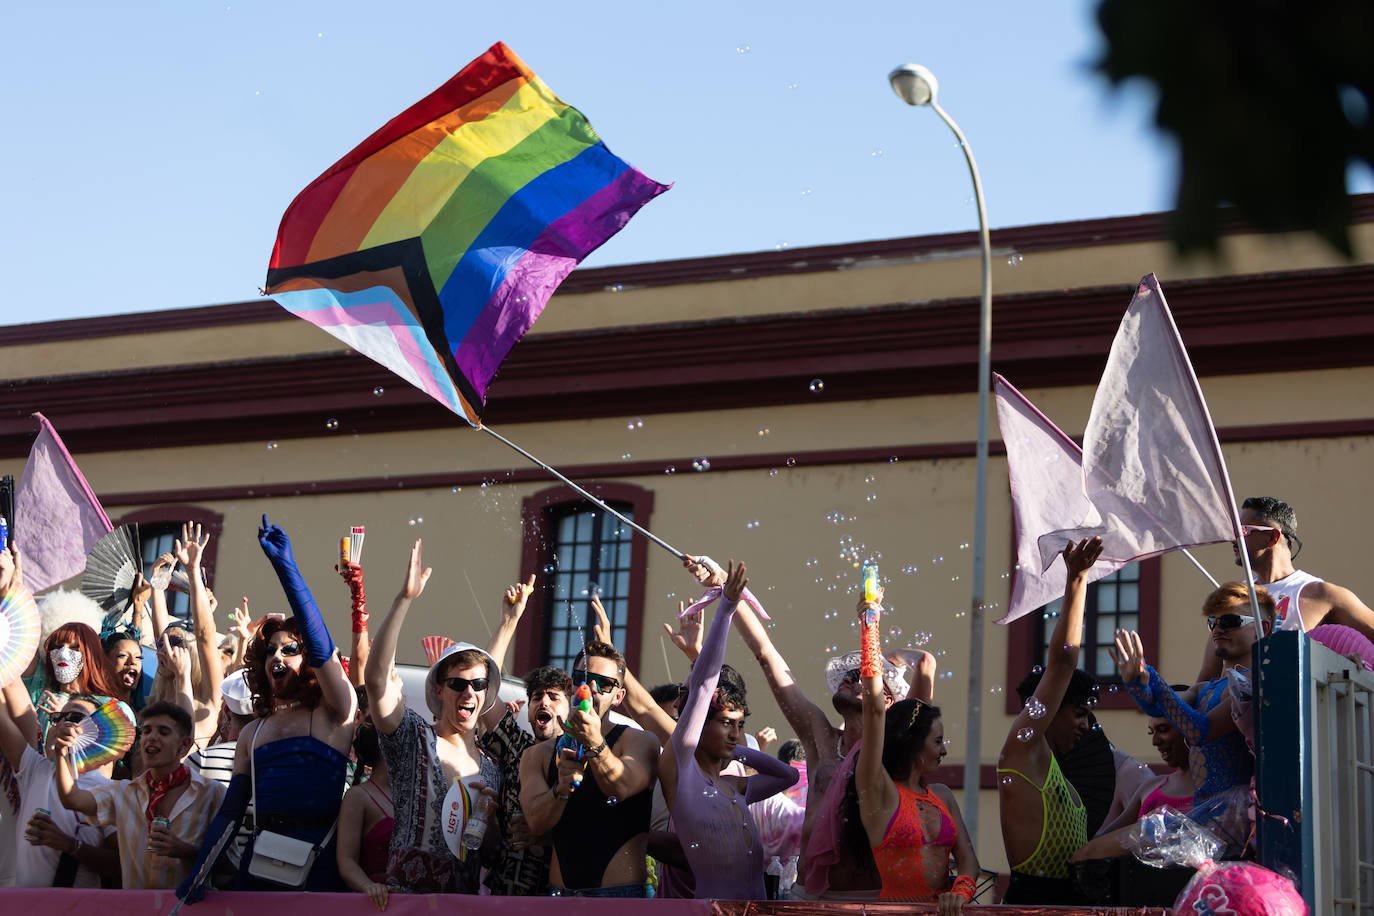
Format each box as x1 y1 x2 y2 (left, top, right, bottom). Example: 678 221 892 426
339 562 367 633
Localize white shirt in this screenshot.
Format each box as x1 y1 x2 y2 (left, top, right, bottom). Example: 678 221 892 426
13 746 112 888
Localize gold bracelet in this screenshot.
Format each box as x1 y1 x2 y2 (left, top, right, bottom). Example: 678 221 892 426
584 740 608 758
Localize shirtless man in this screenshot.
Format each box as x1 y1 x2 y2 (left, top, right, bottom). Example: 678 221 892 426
519 640 659 896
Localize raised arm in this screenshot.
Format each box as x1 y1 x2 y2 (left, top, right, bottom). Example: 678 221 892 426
364 539 431 735
148 552 175 643
672 561 747 763
155 631 196 718
176 522 223 708
720 562 836 761
1000 537 1102 764
855 593 898 843
0 676 36 770
738 745 800 804
53 743 98 817
258 515 356 728
590 594 675 744
885 648 937 704
478 574 535 732
1115 631 1235 745
338 562 369 688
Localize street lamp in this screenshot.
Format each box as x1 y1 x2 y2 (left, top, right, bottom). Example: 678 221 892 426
888 63 993 845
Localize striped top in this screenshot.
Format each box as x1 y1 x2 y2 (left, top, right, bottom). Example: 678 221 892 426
89 767 226 889
187 741 251 865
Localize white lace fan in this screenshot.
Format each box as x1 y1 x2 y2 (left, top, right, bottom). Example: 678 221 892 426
81 524 141 617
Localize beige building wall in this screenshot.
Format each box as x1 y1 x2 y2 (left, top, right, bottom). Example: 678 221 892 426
4 210 1373 873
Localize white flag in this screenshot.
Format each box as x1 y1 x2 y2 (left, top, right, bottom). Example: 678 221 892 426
1036 274 1237 570
994 374 1123 625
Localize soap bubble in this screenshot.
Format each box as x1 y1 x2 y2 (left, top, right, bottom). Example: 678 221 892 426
865 493 877 502
325 418 339 430
451 486 461 494
621 452 632 460
373 386 384 397
1025 697 1047 719
902 564 918 575
889 455 899 463
735 43 751 54
757 427 771 437
605 796 619 807
1016 727 1035 742
1001 775 1014 786
800 188 813 197
266 441 278 450
692 458 711 472
864 473 877 484
768 469 779 477
627 417 644 430
1007 253 1024 266
542 564 555 573
1032 665 1044 675
989 685 1003 695
805 558 819 568
959 542 970 550
808 378 825 393
785 457 797 467
408 516 424 527
664 466 676 475
746 520 760 529
1107 684 1120 694
871 148 884 157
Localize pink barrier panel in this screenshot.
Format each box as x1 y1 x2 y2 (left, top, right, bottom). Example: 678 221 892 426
0 889 716 916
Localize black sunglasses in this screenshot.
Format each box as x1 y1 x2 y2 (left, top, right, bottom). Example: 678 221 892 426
51 711 88 725
271 641 303 657
442 675 490 694
841 667 863 683
1207 613 1256 632
571 669 620 694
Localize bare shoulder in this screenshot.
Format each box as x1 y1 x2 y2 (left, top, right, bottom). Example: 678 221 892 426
929 781 958 807
521 736 555 768
1309 578 1367 609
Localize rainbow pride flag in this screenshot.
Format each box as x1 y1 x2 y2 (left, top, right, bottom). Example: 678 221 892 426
265 42 669 425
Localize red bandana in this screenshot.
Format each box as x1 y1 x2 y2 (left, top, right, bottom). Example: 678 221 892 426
144 764 189 829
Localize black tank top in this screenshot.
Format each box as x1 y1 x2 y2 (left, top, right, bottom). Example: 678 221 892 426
546 724 652 889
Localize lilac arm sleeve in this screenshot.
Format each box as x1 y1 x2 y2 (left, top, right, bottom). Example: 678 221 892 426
737 746 800 805
671 595 740 765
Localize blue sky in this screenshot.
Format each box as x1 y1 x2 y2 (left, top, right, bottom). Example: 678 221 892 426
3 1 1185 325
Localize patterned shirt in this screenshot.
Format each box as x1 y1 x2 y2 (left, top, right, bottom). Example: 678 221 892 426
89 766 226 889
378 708 500 894
477 710 549 895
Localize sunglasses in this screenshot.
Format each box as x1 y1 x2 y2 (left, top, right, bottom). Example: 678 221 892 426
1207 614 1256 632
270 641 303 657
51 711 88 725
840 667 863 683
442 675 490 694
571 669 621 694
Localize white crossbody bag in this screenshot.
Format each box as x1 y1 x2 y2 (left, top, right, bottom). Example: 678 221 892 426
245 714 338 888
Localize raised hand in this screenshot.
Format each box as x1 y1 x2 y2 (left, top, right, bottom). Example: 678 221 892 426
230 599 252 642
174 521 209 568
257 514 296 567
131 573 152 614
159 632 191 679
398 540 431 600
1063 536 1104 579
501 574 536 625
683 554 726 587
662 601 703 660
589 595 613 645
754 726 777 752
151 553 176 590
724 559 748 602
1111 629 1148 686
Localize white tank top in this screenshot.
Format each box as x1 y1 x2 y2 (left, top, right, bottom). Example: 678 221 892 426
1261 569 1324 632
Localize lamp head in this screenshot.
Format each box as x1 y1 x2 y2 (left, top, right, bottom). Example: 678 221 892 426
888 63 938 107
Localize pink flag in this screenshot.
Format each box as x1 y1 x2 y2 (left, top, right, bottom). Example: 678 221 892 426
14 413 113 592
994 374 1123 625
1036 274 1238 571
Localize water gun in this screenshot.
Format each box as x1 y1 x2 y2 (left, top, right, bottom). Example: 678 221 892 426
860 563 881 678
556 682 594 789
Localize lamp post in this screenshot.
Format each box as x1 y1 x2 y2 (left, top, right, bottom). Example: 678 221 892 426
888 63 993 845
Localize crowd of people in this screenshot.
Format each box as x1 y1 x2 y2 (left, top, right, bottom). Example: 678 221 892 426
0 495 1370 908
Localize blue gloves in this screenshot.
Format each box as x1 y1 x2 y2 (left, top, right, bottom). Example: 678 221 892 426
258 514 336 669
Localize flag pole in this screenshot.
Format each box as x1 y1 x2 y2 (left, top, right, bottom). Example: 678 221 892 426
1179 548 1219 588
479 425 687 560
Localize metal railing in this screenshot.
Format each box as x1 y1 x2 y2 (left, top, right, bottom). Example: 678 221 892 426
1256 631 1374 915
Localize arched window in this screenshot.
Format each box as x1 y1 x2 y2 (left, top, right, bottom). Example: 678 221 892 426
514 482 654 677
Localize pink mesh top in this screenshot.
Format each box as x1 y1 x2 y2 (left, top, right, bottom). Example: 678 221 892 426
670 594 800 899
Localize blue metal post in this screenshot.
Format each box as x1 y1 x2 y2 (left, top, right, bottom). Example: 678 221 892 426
1254 630 1314 910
